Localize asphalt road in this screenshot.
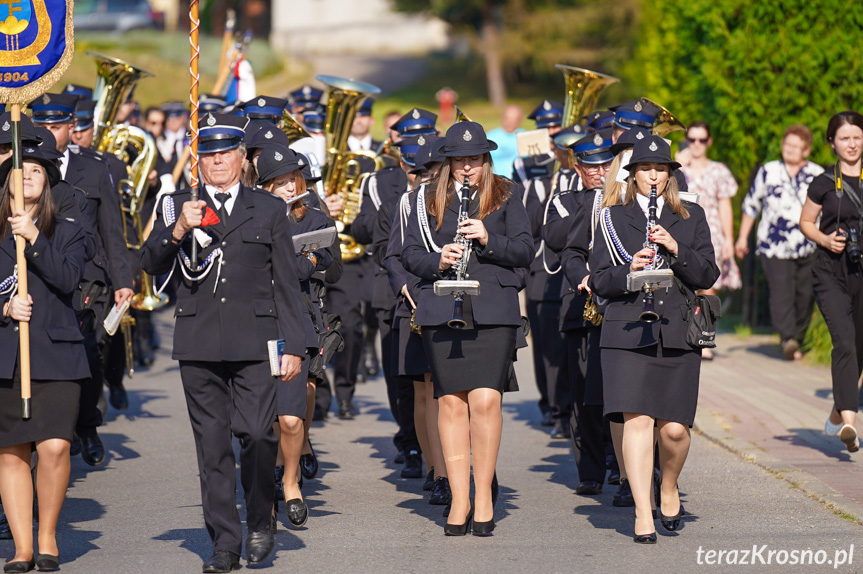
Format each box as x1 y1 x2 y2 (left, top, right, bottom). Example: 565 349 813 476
2 314 860 573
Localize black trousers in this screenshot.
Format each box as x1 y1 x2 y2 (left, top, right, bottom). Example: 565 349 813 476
76 329 105 434
812 252 863 412
527 299 570 421
565 328 605 483
179 360 278 555
376 308 419 453
327 260 365 404
760 254 815 343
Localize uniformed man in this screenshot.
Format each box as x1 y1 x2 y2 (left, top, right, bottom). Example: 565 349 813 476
140 113 306 573
31 93 135 466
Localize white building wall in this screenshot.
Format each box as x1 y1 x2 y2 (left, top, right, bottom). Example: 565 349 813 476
271 0 449 55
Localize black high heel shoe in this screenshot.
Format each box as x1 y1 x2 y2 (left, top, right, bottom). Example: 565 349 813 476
35 553 59 571
660 485 684 532
472 517 495 536
491 472 499 507
3 557 35 573
633 532 657 544
443 506 474 536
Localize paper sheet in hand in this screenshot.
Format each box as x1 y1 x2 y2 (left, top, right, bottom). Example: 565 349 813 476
103 299 131 337
293 227 337 254
516 129 551 157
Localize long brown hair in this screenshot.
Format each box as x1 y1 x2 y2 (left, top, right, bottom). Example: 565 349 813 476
0 163 56 239
601 152 627 210
426 153 510 230
623 166 689 220
264 171 307 222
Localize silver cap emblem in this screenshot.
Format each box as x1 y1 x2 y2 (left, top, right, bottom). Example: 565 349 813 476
42 94 50 105
206 114 216 126
2 122 9 132
298 158 304 165
257 98 266 107
412 109 420 119
463 129 472 142
302 86 312 95
274 151 283 161
634 101 643 112
543 101 551 111
264 131 273 139
636 131 644 140
593 133 603 146
417 135 426 146
649 141 658 152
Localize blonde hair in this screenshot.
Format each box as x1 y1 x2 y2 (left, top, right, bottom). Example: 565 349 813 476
601 153 627 210
426 154 510 230
623 166 689 219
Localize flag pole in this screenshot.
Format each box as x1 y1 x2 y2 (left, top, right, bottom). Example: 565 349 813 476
10 104 31 419
189 0 200 266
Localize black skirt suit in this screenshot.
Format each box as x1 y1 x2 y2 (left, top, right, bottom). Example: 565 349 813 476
588 200 719 426
0 218 89 446
401 182 534 398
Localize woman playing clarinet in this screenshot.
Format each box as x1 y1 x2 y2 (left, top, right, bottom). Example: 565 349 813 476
589 136 718 543
402 122 533 536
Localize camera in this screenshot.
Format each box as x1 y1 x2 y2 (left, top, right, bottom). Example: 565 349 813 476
844 227 862 262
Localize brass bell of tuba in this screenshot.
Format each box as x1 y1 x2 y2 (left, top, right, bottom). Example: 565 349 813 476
555 65 620 129
317 75 383 262
640 97 686 137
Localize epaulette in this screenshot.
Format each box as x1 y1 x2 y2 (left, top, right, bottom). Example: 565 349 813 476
68 144 104 161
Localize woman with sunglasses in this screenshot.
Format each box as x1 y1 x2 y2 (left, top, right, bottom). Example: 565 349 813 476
402 121 533 536
799 110 863 453
680 122 740 359
0 147 88 572
590 135 718 544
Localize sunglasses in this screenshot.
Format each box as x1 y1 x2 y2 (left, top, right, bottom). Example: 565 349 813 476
687 137 709 144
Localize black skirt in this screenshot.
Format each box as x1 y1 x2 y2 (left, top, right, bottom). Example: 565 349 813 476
422 325 517 399
0 378 81 447
395 315 431 380
602 344 701 426
275 352 309 419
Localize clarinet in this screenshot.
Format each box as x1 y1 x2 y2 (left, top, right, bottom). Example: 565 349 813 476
448 177 472 328
639 184 660 322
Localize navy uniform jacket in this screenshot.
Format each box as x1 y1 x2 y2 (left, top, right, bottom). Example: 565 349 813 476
52 180 95 260
588 201 719 350
352 166 408 245
65 150 134 291
521 174 562 303
402 181 534 327
0 218 90 380
140 185 308 361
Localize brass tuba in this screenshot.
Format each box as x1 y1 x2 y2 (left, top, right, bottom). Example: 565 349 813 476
317 75 383 262
555 65 620 128
640 97 686 137
90 52 168 318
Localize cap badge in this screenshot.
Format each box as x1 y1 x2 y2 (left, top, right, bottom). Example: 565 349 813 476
42 94 50 105
649 141 658 152
302 86 312 95
636 131 644 140
462 129 472 142
417 135 426 145
634 101 643 112
412 109 420 119
206 114 216 126
2 122 8 132
66 85 73 92
264 130 273 139
298 158 304 165
274 151 283 161
257 98 266 107
543 101 552 111
593 133 603 146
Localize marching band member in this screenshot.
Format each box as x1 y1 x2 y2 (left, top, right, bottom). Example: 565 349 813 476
402 121 533 535
0 146 89 573
589 135 718 543
800 111 863 453
140 113 306 572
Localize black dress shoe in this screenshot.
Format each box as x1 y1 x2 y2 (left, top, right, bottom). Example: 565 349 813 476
300 440 319 480
273 465 285 502
0 514 11 540
286 498 309 528
444 507 473 536
423 468 434 491
244 529 274 564
393 449 405 464
549 420 571 439
337 400 355 419
34 554 59 571
429 477 452 505
540 411 554 427
633 532 657 544
472 518 495 536
202 550 240 573
79 430 106 467
660 504 685 532
575 480 602 495
612 478 635 507
108 384 129 410
2 558 35 573
491 472 499 507
401 450 423 478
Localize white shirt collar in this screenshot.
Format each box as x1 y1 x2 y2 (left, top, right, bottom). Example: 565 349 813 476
347 134 372 152
205 182 241 216
636 192 665 219
60 148 70 180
